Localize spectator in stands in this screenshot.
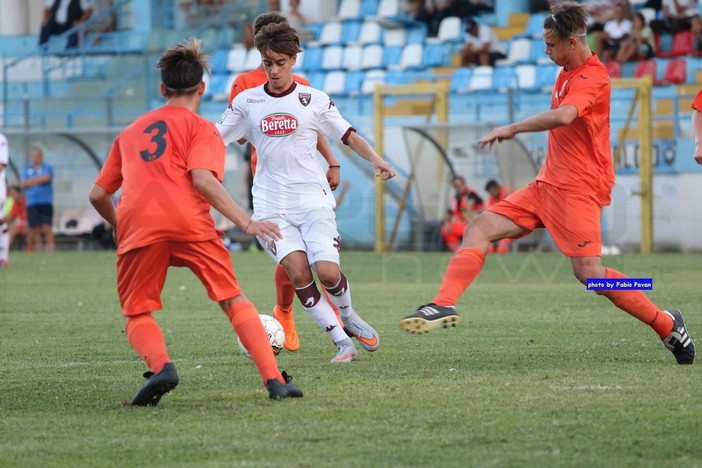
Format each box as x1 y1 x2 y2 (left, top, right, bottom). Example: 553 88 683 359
285 0 312 42
530 0 555 14
692 16 702 52
459 17 506 66
484 179 511 253
5 186 28 252
39 0 94 49
405 1 441 37
179 0 224 29
440 0 493 19
583 0 621 34
594 1 632 61
692 89 702 165
615 12 655 62
83 0 116 45
661 0 698 33
440 175 484 252
0 133 8 267
21 146 55 252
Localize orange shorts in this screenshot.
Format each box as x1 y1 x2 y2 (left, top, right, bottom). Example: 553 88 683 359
117 239 241 316
488 181 603 257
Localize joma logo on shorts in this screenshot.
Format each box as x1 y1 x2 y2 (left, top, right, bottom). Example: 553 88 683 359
260 113 298 137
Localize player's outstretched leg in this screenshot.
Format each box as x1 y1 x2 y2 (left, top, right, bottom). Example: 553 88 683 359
400 248 484 334
399 303 461 334
273 264 300 352
662 309 696 364
130 362 179 406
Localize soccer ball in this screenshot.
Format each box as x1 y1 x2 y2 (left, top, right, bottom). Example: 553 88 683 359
237 314 285 357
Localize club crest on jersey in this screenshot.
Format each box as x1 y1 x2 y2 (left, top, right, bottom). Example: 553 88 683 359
260 113 298 137
298 93 311 106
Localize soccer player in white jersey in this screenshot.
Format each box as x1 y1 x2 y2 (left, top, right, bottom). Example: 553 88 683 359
0 133 9 267
217 22 396 363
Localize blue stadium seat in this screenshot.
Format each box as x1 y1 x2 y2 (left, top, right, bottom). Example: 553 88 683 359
342 20 362 43
529 39 547 63
524 12 548 38
211 49 229 75
361 0 379 16
306 23 324 41
535 64 558 90
306 72 326 90
204 73 230 100
450 67 473 94
385 69 408 85
421 43 449 68
406 24 428 44
382 45 403 68
301 46 324 72
492 66 516 91
345 70 365 95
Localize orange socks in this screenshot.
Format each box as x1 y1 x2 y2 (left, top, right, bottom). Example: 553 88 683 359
433 248 486 306
125 313 170 374
226 300 283 383
597 268 673 339
275 264 295 312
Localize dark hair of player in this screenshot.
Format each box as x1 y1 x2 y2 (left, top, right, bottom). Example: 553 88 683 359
253 11 288 36
543 1 589 40
255 22 303 59
157 38 210 97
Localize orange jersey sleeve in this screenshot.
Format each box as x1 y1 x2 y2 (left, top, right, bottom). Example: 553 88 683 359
537 54 615 206
692 89 702 111
95 106 225 254
228 68 311 104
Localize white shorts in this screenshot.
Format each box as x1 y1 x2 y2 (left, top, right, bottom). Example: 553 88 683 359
254 207 341 265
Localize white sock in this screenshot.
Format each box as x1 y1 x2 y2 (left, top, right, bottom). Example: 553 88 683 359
296 281 348 343
324 273 354 319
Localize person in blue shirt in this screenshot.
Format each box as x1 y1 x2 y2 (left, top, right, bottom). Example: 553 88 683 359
21 146 55 252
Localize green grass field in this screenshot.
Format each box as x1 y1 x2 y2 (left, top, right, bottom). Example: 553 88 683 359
1 251 701 467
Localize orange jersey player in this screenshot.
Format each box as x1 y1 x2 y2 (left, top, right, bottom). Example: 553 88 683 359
692 89 702 165
400 1 695 366
228 11 342 353
89 39 303 405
